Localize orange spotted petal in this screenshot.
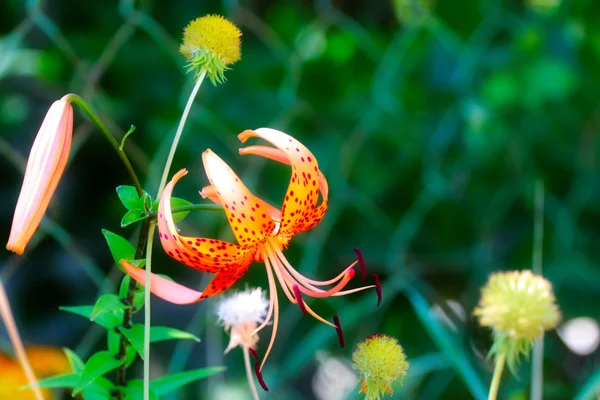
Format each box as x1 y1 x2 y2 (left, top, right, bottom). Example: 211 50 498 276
238 128 329 237
201 184 282 222
158 168 256 273
202 150 277 245
121 260 250 304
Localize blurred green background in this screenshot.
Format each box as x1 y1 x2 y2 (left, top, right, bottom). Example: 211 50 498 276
2 0 600 399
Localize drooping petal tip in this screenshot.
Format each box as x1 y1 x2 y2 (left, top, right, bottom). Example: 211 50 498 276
120 259 205 305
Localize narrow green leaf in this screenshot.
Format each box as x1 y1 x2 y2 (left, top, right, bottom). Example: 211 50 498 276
107 330 121 354
102 229 135 271
120 324 201 359
152 197 193 223
121 209 147 227
150 366 226 396
116 185 141 211
150 326 200 343
81 376 115 400
63 347 84 372
120 324 145 359
124 379 159 400
61 305 122 330
91 294 129 321
23 372 79 389
125 345 137 368
73 351 125 395
170 197 193 222
119 275 132 298
142 193 153 212
405 286 487 400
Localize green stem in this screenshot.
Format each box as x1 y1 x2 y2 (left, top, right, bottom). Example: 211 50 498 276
156 69 206 199
488 351 506 400
115 218 150 395
531 180 545 400
144 224 155 400
63 93 144 197
142 69 207 400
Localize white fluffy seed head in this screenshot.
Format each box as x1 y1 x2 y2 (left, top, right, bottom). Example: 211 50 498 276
216 288 268 329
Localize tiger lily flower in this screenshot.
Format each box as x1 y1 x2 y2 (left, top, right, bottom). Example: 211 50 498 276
122 128 381 374
7 98 73 255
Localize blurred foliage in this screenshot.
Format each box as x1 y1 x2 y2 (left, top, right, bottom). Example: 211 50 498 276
1 0 600 399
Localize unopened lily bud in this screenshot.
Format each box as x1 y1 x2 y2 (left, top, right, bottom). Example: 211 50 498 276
7 98 73 255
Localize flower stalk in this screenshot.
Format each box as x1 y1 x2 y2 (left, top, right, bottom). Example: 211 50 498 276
488 351 506 400
64 94 143 196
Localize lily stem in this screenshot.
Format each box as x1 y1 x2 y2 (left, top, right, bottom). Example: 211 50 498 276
488 351 506 400
114 218 150 398
63 93 144 197
143 225 155 400
142 69 207 400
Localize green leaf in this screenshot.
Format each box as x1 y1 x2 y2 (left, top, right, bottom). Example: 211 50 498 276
73 351 125 395
23 372 79 389
121 209 147 227
150 366 226 396
102 229 135 270
120 324 145 359
125 344 137 368
124 379 159 400
63 347 85 372
142 193 153 212
61 305 122 330
119 275 132 298
81 376 114 400
120 325 200 359
152 197 193 223
91 294 129 321
107 330 121 354
117 185 141 210
151 326 200 343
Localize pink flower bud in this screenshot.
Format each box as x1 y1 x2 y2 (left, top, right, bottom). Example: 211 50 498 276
6 99 73 255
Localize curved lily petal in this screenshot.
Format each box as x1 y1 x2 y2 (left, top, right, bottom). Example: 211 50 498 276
158 169 256 273
121 260 204 304
238 128 328 239
202 150 277 245
121 260 251 304
201 184 282 222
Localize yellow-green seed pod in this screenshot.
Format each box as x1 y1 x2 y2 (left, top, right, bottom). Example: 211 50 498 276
474 270 561 372
352 334 409 400
180 15 242 85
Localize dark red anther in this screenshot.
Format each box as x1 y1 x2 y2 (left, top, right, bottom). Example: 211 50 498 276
254 362 269 391
372 273 382 307
249 348 259 360
354 248 367 280
293 285 308 314
333 315 345 348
